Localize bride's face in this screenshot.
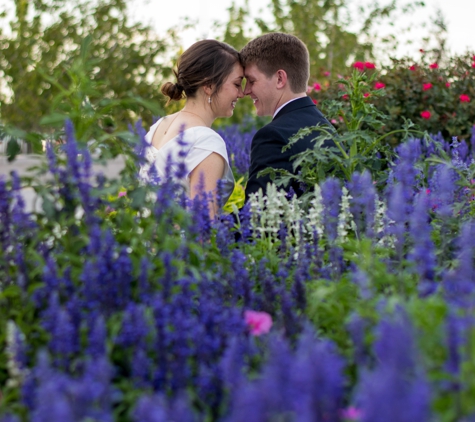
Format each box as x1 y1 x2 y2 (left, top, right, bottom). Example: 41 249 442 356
213 63 244 118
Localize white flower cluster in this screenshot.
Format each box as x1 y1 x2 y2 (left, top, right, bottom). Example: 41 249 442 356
249 184 305 245
247 183 392 250
6 321 29 388
375 196 395 248
248 183 349 250
338 187 357 242
307 185 324 238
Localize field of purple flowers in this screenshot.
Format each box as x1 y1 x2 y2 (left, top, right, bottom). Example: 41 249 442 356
1 115 475 422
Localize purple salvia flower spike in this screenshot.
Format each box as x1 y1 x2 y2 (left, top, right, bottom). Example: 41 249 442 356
321 177 342 242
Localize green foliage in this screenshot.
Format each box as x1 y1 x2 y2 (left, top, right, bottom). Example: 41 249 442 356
220 1 252 51
215 1 257 124
311 53 475 143
0 0 176 135
255 0 426 79
222 177 246 213
376 54 475 142
260 69 429 201
43 36 162 133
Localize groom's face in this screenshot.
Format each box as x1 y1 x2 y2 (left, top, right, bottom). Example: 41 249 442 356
243 64 278 117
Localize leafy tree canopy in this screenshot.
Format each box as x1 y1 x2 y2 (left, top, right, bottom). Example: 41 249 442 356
0 0 178 133
220 0 426 80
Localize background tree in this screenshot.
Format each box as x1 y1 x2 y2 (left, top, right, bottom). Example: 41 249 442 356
252 0 426 79
214 1 264 126
0 0 178 135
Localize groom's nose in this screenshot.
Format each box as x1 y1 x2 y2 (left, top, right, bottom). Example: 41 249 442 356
243 81 251 96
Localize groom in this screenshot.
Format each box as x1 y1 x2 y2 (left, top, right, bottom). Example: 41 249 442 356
241 32 332 200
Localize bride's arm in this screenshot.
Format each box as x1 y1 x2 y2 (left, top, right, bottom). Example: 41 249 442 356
189 152 225 219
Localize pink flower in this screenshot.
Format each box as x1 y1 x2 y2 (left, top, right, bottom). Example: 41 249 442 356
323 71 330 77
352 61 365 71
429 62 439 69
363 92 370 98
313 82 322 91
409 64 417 71
374 82 386 90
445 82 451 87
364 62 375 69
312 98 319 105
244 311 272 336
340 407 362 420
118 191 127 198
420 110 431 119
331 119 338 124
472 62 475 69
342 94 349 100
422 83 433 91
460 94 471 102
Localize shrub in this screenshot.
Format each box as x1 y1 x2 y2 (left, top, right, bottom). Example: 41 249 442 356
309 53 475 144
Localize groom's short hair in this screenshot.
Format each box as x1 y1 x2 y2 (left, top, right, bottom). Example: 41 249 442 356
240 33 309 93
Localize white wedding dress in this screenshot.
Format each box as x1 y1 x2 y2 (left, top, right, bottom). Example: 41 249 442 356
139 118 235 203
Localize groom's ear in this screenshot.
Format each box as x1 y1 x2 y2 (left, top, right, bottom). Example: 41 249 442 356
275 69 288 89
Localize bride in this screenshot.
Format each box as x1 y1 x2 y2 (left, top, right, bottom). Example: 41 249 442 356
139 39 244 217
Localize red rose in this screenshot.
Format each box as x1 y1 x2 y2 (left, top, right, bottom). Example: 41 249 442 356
409 65 417 71
323 71 330 77
312 98 319 105
374 82 386 90
364 93 370 98
364 62 376 69
420 110 431 119
352 62 365 71
429 62 438 69
472 63 475 69
423 83 433 91
313 83 322 91
342 94 349 100
445 82 451 87
460 94 471 103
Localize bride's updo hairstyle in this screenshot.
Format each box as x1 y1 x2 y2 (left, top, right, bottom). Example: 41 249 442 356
161 40 240 104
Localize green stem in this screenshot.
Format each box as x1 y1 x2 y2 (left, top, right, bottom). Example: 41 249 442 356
362 129 426 156
333 138 349 160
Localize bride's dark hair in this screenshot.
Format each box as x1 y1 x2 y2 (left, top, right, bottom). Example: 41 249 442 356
161 40 241 104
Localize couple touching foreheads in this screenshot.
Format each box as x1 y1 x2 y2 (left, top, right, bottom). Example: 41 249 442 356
140 32 331 217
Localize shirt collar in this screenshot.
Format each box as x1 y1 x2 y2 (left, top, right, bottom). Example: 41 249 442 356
272 97 303 119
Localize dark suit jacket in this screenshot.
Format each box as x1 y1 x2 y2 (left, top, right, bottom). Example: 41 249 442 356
245 96 332 200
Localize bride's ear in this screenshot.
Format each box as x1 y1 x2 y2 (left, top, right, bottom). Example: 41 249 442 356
203 84 215 97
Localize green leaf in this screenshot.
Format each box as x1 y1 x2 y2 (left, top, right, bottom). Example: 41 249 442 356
40 112 69 127
41 195 57 219
6 138 21 162
129 187 147 208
